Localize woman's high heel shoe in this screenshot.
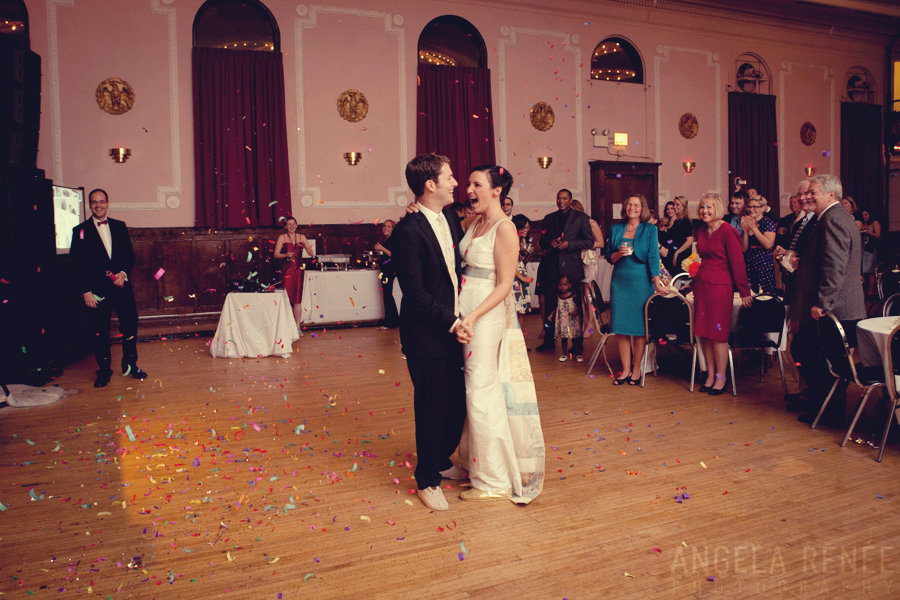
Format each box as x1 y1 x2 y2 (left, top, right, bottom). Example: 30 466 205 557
612 372 632 386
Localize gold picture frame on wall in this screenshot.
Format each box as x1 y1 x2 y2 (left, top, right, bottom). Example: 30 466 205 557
96 78 136 115
337 89 369 123
678 113 699 139
800 122 817 146
529 102 555 132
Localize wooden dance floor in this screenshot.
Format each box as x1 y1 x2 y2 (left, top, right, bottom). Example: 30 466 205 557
2 314 899 599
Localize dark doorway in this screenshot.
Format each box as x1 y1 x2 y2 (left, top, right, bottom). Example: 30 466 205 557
589 160 660 233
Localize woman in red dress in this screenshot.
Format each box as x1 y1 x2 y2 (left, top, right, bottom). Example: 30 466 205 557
274 217 314 334
693 193 752 396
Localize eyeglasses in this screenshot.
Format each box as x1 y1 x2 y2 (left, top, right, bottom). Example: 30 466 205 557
747 205 762 210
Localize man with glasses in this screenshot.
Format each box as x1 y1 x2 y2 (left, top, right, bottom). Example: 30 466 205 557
70 189 147 388
501 196 514 218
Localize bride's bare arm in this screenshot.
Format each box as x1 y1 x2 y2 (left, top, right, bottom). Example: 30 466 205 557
459 220 519 331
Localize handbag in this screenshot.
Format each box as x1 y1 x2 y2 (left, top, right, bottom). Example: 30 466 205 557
862 233 876 253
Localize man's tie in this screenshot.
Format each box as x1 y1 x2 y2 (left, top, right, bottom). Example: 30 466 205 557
436 213 460 316
98 220 108 225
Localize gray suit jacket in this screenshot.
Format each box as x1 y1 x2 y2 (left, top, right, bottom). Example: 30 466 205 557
789 203 865 323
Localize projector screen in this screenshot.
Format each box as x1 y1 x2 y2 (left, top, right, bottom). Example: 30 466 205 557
53 185 84 254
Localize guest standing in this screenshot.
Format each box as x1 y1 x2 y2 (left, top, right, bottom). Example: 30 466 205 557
375 220 399 330
659 196 693 275
70 189 147 388
274 216 314 334
534 189 594 359
554 274 582 362
840 197 864 228
740 196 776 294
692 194 752 396
727 191 748 233
860 210 881 298
605 194 667 385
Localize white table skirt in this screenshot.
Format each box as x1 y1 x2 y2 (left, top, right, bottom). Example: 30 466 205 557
857 316 900 392
210 291 299 358
523 260 611 309
299 270 403 325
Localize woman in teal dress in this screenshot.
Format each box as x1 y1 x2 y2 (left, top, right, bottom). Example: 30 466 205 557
605 194 668 385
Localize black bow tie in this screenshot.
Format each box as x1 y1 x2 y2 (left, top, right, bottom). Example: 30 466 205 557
97 220 108 225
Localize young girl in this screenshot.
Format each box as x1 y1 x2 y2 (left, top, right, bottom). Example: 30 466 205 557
555 274 582 362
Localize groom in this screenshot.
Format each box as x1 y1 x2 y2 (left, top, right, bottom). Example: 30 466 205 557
393 154 470 511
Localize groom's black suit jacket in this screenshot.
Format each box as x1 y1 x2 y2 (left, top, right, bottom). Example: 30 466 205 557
392 207 463 358
70 217 136 296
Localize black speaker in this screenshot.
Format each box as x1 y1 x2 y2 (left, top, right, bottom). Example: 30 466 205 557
0 36 40 168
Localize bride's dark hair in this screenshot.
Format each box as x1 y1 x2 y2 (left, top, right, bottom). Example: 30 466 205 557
471 165 514 199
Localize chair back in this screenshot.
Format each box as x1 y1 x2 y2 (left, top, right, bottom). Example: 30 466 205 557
889 322 900 399
878 270 900 303
732 294 786 349
817 313 861 386
884 293 900 318
583 281 608 333
644 292 693 346
670 273 692 293
874 261 895 278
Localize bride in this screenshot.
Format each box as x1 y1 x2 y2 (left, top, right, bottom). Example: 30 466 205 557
456 165 545 504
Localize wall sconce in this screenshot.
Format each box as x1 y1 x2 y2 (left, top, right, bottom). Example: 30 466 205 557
109 148 131 163
682 161 696 173
537 156 552 169
343 152 362 166
804 166 817 176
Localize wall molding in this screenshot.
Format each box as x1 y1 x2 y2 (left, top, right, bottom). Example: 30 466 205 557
295 5 408 208
778 61 835 194
498 27 582 207
47 0 73 187
654 45 722 196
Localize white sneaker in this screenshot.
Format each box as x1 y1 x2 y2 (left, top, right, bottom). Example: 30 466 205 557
439 465 470 480
417 486 449 511
559 355 568 362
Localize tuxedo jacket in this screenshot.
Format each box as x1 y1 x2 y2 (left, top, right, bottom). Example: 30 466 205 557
789 205 865 323
70 217 136 297
538 209 594 281
392 209 462 359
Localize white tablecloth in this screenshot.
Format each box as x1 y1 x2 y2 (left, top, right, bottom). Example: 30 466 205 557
299 270 402 324
857 317 900 392
210 291 299 358
523 260 612 309
685 293 787 371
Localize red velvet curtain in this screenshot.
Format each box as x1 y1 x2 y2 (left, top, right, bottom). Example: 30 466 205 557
416 64 496 204
728 92 780 217
192 48 291 228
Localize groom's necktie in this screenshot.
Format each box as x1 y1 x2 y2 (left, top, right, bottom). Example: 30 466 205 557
436 213 460 316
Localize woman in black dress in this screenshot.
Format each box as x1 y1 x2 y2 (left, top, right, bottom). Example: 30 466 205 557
659 196 694 275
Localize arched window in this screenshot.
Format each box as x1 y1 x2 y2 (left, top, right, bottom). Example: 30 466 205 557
845 66 875 104
590 37 643 84
734 53 771 95
0 0 29 49
194 0 278 52
418 15 486 69
192 0 290 229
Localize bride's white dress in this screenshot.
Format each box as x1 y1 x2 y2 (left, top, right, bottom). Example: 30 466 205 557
458 217 545 504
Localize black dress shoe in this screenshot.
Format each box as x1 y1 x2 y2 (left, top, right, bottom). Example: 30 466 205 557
94 376 110 388
534 343 555 352
708 387 725 396
131 367 148 380
699 385 712 393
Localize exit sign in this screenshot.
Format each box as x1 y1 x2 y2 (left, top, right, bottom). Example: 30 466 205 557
614 133 628 146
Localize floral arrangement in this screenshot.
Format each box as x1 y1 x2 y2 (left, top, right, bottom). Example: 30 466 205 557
681 252 701 277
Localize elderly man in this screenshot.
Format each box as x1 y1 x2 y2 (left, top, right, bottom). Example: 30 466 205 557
774 180 816 302
788 174 865 426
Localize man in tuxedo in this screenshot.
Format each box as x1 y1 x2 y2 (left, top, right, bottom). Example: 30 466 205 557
788 174 865 426
393 154 469 511
534 189 594 358
70 189 147 388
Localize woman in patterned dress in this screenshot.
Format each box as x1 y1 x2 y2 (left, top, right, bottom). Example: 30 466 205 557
739 196 776 294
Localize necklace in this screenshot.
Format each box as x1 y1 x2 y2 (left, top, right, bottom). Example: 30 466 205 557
287 231 297 245
473 212 502 238
625 222 639 232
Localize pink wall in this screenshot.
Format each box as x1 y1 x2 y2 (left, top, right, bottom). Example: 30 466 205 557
25 0 886 228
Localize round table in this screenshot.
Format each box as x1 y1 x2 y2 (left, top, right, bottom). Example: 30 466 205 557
857 316 900 390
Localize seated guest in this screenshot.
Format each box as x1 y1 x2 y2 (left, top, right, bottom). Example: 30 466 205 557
692 193 752 396
727 191 748 233
375 219 398 330
605 193 667 385
659 196 693 275
274 216 314 334
740 195 776 294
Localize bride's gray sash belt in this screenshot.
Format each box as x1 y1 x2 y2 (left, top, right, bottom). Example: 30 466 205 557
462 265 497 280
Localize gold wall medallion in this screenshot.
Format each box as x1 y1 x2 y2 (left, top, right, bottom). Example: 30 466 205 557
529 102 554 132
678 113 698 139
96 77 135 115
337 89 369 123
800 122 817 146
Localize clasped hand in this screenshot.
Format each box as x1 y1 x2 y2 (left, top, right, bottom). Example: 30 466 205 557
740 216 756 232
454 316 475 344
550 238 569 250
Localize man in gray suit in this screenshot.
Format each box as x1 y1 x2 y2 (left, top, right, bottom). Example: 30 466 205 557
789 174 866 426
534 189 594 359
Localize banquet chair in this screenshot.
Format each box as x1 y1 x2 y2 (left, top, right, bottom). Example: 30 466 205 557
877 269 900 304
884 293 900 318
584 281 612 376
728 294 788 396
812 314 885 434
640 291 697 391
670 273 692 293
870 323 900 462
